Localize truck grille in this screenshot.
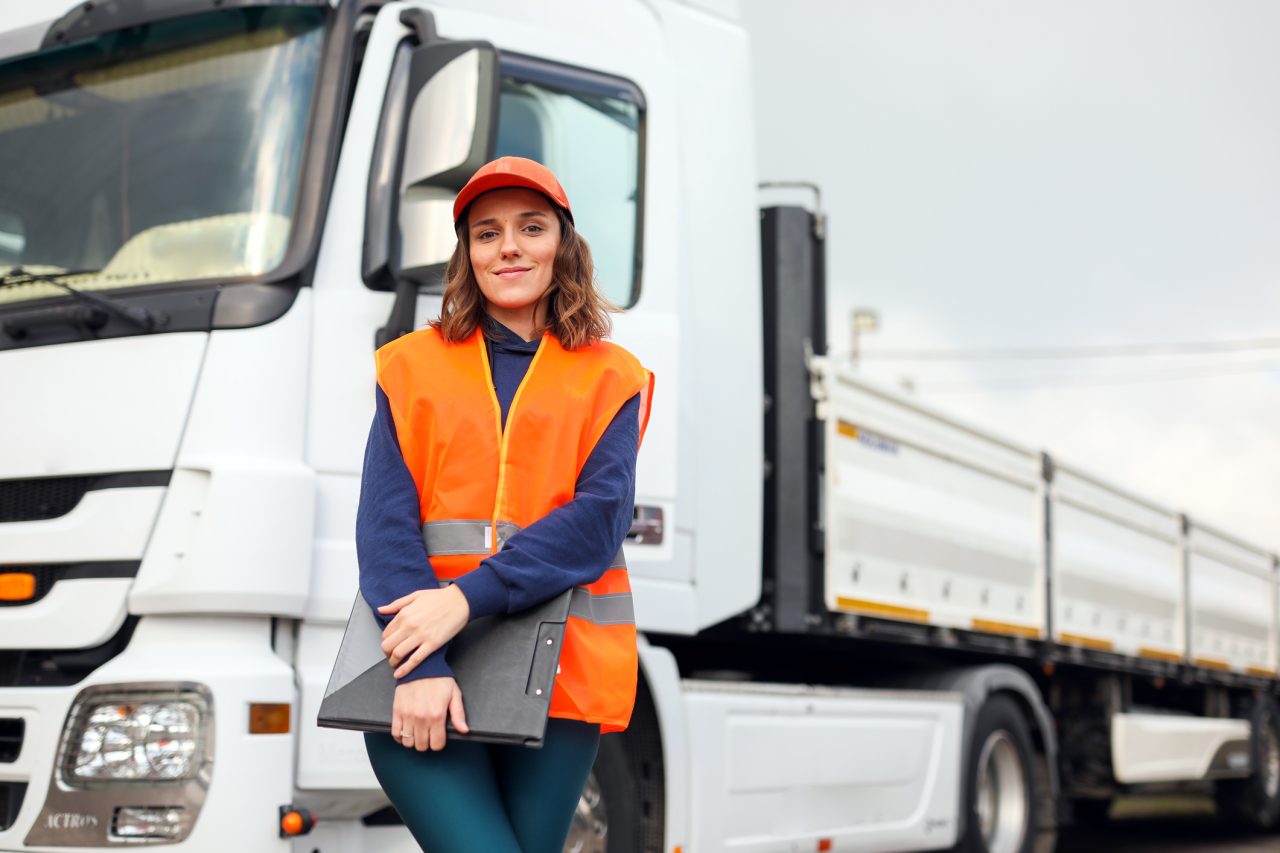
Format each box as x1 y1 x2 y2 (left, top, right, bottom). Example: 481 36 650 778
0 471 170 523
0 616 138 688
0 783 25 831
0 475 94 522
0 719 22 763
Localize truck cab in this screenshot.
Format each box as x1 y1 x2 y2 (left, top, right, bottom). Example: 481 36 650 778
4 3 1278 853
0 0 772 848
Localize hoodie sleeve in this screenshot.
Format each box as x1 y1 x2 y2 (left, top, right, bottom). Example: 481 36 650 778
355 384 453 683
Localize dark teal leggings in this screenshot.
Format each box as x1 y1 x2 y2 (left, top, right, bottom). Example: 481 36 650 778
364 719 601 853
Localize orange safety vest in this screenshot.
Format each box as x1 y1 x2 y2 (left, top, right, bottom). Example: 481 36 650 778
375 325 654 733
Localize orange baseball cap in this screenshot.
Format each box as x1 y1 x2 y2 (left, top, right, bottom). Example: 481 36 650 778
452 156 573 227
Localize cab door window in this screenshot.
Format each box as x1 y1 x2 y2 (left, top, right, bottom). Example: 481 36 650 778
495 55 645 308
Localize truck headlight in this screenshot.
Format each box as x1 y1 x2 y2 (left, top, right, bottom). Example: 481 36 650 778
60 691 210 785
26 683 214 847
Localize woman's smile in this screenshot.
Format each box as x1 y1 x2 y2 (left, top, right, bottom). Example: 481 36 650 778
467 187 562 337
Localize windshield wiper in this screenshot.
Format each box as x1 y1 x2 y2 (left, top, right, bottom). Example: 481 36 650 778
2 266 157 331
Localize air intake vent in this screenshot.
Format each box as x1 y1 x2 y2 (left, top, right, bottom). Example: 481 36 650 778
0 782 25 831
0 719 22 763
0 471 171 523
0 475 94 522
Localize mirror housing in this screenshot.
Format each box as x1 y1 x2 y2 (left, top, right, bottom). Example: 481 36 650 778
396 41 499 287
367 15 498 347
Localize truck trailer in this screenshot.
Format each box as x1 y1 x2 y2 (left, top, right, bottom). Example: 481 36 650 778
0 1 1277 851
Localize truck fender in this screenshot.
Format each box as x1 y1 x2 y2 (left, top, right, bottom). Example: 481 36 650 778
900 664 1059 846
637 636 689 853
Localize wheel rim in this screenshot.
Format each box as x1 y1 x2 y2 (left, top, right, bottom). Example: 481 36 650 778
975 730 1029 853
564 771 607 853
1264 721 1280 800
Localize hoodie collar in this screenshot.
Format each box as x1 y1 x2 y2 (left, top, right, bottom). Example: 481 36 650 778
483 315 542 355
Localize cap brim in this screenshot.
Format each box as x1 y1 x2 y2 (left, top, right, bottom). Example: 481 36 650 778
453 174 572 225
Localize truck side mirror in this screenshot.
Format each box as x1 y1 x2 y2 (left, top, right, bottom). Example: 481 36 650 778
395 38 499 287
366 11 499 346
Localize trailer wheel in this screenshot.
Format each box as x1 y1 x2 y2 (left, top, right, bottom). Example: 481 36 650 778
1069 797 1112 826
955 695 1038 853
1216 695 1280 831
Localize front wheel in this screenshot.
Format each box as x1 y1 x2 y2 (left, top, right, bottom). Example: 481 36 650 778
566 765 612 853
566 718 663 853
955 695 1039 853
1216 695 1280 831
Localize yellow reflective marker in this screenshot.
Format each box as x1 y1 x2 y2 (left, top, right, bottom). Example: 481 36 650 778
835 595 929 623
1057 632 1114 652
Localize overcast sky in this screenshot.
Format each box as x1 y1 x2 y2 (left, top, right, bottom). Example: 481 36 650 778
740 1 1280 554
2 0 1273 552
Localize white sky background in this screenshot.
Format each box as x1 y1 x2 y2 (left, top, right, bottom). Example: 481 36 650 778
739 1 1280 553
0 0 1272 552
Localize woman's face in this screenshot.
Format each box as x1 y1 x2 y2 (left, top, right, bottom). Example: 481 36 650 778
466 187 561 316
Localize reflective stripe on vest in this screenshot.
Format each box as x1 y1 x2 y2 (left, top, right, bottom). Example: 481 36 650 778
422 519 627 569
437 579 635 627
423 518 632 625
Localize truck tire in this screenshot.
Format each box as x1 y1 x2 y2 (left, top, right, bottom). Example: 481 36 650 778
1069 797 1112 826
566 734 642 853
955 695 1039 853
1216 695 1280 831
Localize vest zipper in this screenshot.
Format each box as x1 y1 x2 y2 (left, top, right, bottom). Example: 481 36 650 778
479 330 550 554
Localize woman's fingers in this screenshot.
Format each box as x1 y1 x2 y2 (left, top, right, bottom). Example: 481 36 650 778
379 589 470 671
413 707 431 752
382 634 411 666
386 635 408 668
392 679 455 752
428 710 447 751
390 633 439 672
377 590 419 615
449 685 469 734
393 642 437 680
393 691 418 751
382 623 431 666
379 621 405 658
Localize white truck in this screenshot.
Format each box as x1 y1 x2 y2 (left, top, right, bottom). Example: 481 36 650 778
0 1 1276 851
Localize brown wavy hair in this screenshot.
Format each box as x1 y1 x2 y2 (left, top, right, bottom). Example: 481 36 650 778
430 206 615 349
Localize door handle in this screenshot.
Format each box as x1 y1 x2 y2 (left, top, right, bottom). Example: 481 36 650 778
626 505 663 545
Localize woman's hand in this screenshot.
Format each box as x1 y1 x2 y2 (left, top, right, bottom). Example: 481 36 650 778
378 585 471 679
393 677 469 751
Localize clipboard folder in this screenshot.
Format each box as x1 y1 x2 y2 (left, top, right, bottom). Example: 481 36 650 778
317 588 572 748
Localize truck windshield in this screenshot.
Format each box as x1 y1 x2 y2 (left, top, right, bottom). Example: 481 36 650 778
0 6 326 307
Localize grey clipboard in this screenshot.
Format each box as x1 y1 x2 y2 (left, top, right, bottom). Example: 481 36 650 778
318 587 572 748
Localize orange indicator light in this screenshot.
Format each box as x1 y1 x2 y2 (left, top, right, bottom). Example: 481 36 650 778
249 703 290 734
278 806 315 838
0 573 35 601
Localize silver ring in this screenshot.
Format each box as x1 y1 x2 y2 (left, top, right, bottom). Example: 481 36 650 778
400 732 413 741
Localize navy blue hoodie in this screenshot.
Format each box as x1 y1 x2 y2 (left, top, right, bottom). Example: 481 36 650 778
355 319 641 683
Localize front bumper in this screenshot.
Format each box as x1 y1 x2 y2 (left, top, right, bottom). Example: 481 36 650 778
0 615 295 852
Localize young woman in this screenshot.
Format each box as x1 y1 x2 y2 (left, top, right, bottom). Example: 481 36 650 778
354 156 654 853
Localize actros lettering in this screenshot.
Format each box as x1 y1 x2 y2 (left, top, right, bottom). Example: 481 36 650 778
47 812 99 830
